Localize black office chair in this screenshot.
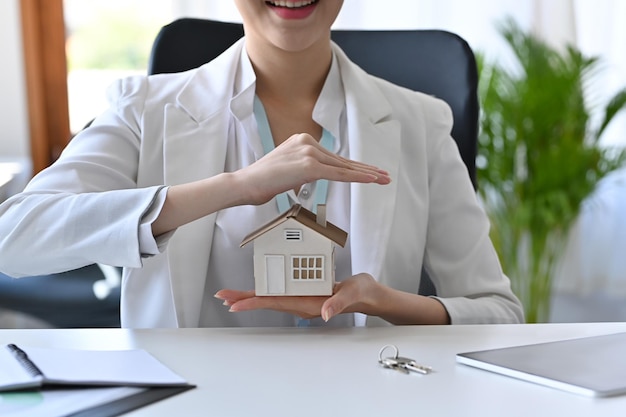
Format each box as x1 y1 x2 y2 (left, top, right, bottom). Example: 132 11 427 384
149 18 480 296
0 264 120 328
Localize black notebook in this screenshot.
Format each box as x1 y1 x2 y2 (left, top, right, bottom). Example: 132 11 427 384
456 332 626 397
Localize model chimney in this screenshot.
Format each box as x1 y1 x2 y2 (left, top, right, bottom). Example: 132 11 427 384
316 204 327 227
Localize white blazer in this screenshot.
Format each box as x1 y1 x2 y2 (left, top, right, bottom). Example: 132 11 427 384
0 39 523 327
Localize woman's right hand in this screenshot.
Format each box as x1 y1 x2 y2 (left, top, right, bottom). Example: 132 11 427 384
234 133 391 206
152 133 390 236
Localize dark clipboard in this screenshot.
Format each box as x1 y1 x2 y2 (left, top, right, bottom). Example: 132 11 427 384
65 385 195 417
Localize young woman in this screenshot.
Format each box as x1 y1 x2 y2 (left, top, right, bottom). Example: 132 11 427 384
0 0 523 327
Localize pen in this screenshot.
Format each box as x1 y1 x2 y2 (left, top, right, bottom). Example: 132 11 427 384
7 343 44 377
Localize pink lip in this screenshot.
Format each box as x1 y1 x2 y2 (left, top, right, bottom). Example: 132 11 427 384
267 1 318 20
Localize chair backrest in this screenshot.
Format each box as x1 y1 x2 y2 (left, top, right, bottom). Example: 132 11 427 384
148 18 479 188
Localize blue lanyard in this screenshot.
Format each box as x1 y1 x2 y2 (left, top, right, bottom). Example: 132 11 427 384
253 95 334 214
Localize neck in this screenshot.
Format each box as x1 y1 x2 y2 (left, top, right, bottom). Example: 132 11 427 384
246 37 332 105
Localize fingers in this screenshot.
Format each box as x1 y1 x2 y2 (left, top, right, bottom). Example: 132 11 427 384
312 152 391 185
235 132 391 206
321 283 347 322
322 274 378 321
281 133 391 185
216 275 379 322
302 139 388 177
227 295 327 320
214 289 255 306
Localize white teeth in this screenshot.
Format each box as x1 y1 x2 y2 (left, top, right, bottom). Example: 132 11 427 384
268 0 316 8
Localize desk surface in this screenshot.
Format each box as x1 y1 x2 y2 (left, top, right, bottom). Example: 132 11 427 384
2 323 626 417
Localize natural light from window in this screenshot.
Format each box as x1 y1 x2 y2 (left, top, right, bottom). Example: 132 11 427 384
64 0 173 133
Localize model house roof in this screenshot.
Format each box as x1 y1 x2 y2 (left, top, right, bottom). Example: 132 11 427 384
240 204 348 248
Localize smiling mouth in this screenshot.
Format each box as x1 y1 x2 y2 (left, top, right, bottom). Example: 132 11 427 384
266 0 319 8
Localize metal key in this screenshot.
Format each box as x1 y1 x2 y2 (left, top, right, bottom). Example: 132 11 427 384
379 356 410 374
378 344 433 375
395 356 433 375
378 344 409 373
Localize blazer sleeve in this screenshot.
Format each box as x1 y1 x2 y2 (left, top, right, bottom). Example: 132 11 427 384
0 76 164 277
421 100 524 324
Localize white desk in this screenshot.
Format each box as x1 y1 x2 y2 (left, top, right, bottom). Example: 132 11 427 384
2 323 625 416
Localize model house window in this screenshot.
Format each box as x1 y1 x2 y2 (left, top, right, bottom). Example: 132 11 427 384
291 256 324 280
284 229 302 241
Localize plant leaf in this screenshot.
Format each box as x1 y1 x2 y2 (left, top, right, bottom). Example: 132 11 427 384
597 88 626 138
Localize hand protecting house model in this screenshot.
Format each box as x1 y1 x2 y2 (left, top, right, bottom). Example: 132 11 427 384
240 204 347 296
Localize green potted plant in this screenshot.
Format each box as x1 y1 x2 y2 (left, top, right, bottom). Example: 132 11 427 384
476 18 626 323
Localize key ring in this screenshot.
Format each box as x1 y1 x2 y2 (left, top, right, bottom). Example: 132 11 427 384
378 344 399 362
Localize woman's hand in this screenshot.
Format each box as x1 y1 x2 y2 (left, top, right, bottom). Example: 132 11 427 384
214 273 380 322
233 133 391 206
152 133 390 237
214 273 451 325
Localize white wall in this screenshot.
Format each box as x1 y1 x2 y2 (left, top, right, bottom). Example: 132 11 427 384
0 0 30 161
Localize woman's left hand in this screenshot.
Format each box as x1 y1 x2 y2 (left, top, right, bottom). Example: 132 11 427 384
214 273 379 322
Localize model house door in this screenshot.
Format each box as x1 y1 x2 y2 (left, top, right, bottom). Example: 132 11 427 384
265 255 285 294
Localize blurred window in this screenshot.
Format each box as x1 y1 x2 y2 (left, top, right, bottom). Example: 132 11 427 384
64 0 173 132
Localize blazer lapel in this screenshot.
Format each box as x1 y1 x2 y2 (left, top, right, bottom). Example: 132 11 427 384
334 45 401 286
163 109 229 327
162 40 244 327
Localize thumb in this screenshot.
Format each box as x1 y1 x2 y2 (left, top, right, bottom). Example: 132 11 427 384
321 299 336 322
321 290 349 322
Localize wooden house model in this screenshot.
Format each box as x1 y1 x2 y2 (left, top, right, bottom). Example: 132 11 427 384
240 204 347 296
